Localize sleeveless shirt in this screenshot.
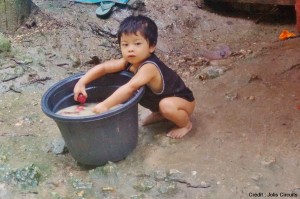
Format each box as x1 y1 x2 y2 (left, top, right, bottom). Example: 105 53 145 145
126 54 194 112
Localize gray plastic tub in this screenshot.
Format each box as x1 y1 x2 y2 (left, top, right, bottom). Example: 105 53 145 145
41 71 144 166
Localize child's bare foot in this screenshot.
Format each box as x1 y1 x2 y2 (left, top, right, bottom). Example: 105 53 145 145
166 121 192 139
142 112 166 126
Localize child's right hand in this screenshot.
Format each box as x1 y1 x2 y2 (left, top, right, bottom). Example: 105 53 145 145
93 102 109 114
73 81 88 102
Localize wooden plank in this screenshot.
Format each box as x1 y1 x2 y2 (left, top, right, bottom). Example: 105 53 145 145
205 0 296 5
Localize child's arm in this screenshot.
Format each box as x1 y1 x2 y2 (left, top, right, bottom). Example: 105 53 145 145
93 63 157 114
73 58 127 101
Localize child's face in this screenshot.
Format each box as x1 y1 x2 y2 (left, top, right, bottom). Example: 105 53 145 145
120 32 155 66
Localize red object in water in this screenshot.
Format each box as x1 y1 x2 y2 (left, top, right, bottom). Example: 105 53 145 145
75 105 85 112
77 94 86 104
296 0 300 32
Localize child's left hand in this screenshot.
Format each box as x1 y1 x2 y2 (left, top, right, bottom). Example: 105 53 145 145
93 102 109 114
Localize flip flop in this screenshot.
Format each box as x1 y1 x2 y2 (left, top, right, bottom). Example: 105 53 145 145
71 0 130 17
96 1 115 17
71 0 129 4
105 0 129 4
70 0 103 4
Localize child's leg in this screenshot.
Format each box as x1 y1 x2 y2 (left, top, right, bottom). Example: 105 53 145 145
141 112 166 126
159 97 195 139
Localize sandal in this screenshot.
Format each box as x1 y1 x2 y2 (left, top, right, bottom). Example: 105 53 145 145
70 0 129 17
96 1 116 17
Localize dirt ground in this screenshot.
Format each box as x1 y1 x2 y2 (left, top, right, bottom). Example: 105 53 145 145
0 0 299 198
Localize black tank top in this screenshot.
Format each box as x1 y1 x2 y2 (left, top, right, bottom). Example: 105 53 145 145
126 54 194 112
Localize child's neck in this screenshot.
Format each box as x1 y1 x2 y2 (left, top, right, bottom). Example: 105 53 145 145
129 64 140 73
129 54 153 72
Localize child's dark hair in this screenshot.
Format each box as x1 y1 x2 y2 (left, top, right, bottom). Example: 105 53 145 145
117 15 158 47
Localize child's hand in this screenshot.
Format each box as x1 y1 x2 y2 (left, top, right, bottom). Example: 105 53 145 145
77 94 87 104
74 81 87 102
93 102 109 114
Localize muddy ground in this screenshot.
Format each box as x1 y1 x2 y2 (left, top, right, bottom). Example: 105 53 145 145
0 0 300 198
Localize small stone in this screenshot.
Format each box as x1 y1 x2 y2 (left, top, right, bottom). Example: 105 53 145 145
102 186 115 192
200 181 211 188
100 161 117 176
4 164 41 188
69 54 81 68
251 173 263 181
158 181 177 194
248 74 261 83
248 96 255 101
133 179 155 192
225 92 238 101
154 170 167 180
168 169 181 175
261 156 276 166
72 179 93 189
198 66 227 80
51 138 67 154
77 190 85 197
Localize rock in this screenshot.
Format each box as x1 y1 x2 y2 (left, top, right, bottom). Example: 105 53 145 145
68 54 81 68
101 186 115 192
43 137 68 154
51 138 67 154
4 164 41 188
130 193 145 199
72 179 93 189
198 66 228 80
248 96 256 101
0 66 24 82
89 161 118 178
158 181 177 195
247 74 261 83
167 169 184 181
199 181 211 188
128 0 146 11
251 173 263 181
225 92 239 101
261 156 276 166
133 178 155 192
154 170 167 180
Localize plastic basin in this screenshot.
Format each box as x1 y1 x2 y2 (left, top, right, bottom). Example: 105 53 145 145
41 71 144 166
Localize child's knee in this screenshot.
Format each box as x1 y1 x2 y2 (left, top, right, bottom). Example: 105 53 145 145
159 99 175 115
